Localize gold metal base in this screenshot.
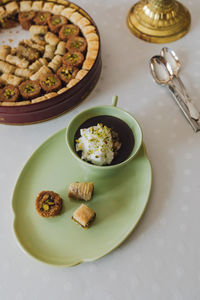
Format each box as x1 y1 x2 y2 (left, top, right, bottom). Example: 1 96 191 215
127 1 191 43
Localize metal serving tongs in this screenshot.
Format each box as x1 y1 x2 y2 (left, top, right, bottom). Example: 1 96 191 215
161 47 200 121
149 54 200 132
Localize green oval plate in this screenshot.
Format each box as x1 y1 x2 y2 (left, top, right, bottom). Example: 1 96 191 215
12 128 152 266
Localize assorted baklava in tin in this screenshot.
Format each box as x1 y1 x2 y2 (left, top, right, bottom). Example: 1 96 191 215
0 0 102 124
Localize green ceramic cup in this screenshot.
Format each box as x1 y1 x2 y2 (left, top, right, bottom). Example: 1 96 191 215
66 96 143 175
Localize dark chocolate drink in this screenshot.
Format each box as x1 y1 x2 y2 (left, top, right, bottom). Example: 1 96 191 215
74 115 135 166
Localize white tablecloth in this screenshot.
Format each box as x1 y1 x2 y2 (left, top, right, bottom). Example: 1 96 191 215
1 0 200 299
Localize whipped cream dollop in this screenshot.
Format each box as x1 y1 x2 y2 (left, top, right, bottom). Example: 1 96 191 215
76 123 114 166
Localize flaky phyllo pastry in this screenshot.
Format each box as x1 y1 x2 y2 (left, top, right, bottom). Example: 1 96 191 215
68 182 94 201
0 1 99 104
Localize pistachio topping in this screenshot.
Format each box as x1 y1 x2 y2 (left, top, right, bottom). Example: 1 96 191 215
39 14 47 21
76 123 114 166
65 53 78 62
64 28 76 36
71 40 83 49
44 76 57 86
52 17 61 25
43 204 49 211
3 88 15 99
61 68 73 79
23 84 35 94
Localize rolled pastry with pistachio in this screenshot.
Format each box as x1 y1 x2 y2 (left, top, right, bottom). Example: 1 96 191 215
18 11 36 30
0 84 19 102
68 182 94 201
19 80 41 100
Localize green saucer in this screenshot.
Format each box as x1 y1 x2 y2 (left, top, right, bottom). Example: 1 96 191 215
12 128 152 266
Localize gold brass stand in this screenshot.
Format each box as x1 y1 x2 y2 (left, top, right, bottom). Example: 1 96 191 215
127 0 191 43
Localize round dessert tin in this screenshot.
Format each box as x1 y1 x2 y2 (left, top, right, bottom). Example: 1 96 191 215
0 0 102 125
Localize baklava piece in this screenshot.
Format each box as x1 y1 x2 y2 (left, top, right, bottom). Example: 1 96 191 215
0 85 19 102
6 54 29 68
0 5 18 29
30 65 52 81
0 45 11 61
48 55 62 72
18 11 35 30
35 191 63 218
19 80 41 100
72 204 96 228
57 65 78 84
66 37 87 53
42 2 54 13
16 44 40 62
52 4 65 16
40 74 61 93
59 24 80 41
44 32 59 46
61 7 75 19
62 51 84 67
43 44 56 60
31 1 44 12
69 12 83 25
68 182 94 201
34 11 51 25
48 15 67 34
1 73 23 86
29 58 48 72
20 1 32 12
5 1 19 16
0 60 15 74
75 69 88 80
20 39 45 53
55 41 66 56
15 68 33 78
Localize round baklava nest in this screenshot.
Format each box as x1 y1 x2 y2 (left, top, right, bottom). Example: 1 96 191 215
35 190 63 217
0 1 99 106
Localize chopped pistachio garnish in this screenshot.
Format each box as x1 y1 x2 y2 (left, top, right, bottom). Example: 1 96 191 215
65 53 78 62
64 28 76 36
52 17 61 25
60 68 73 79
44 76 57 86
3 88 15 99
43 204 49 211
76 123 114 166
39 14 47 21
71 40 83 49
23 84 35 94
